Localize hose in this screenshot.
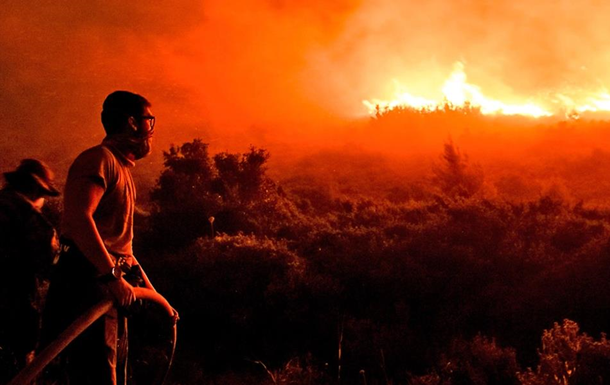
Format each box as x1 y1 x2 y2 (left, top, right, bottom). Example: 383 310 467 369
8 287 176 385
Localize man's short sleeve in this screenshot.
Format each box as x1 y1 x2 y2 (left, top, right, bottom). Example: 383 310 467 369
67 147 112 190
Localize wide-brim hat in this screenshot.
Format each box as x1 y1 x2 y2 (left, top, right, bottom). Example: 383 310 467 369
3 159 60 197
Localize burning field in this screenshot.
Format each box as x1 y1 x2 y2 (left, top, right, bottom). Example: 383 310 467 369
4 0 610 383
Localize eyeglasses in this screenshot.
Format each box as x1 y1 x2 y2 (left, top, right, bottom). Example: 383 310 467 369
140 115 156 130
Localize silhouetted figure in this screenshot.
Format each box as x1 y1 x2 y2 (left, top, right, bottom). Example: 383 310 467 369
42 91 163 385
0 159 60 382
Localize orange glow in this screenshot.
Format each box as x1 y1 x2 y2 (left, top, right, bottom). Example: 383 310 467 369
363 62 610 119
4 0 610 174
363 62 552 118
556 92 610 117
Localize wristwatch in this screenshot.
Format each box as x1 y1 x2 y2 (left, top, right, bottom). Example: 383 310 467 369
99 265 123 283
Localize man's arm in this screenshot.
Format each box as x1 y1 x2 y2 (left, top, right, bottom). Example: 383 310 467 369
132 256 179 320
62 178 135 307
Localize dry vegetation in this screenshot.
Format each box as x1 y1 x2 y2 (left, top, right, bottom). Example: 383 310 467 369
25 106 610 384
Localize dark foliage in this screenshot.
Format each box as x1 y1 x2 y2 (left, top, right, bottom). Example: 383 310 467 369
148 140 302 249
134 138 610 384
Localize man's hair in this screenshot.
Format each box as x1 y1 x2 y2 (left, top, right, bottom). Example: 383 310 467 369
101 91 151 135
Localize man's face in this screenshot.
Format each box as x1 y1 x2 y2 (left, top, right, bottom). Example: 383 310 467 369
137 106 155 138
127 106 155 160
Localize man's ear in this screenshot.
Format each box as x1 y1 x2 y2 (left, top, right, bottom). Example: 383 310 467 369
128 116 138 132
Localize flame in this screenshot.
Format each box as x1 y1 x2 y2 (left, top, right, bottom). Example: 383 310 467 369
556 92 610 115
363 62 610 119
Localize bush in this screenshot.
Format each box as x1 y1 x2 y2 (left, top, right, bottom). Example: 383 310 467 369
519 319 610 385
145 234 307 369
408 335 519 385
148 140 302 249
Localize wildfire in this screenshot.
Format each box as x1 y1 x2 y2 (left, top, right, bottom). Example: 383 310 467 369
556 92 610 115
363 62 610 119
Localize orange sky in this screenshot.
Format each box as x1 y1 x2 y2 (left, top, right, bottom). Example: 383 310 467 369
2 0 610 171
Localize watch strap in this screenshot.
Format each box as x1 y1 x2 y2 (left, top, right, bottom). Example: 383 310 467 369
98 266 122 283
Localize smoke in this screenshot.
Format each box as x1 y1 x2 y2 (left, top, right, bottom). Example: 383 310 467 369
0 0 360 166
306 0 610 113
1 0 610 175
0 0 206 170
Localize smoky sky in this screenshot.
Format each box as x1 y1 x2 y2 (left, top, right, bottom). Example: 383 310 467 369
308 0 610 114
1 0 609 171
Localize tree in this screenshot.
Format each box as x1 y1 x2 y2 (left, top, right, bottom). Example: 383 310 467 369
519 319 610 385
149 139 220 247
212 147 270 206
211 147 281 234
148 140 299 248
432 140 484 199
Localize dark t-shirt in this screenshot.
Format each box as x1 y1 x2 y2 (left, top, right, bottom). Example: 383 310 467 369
0 188 57 304
0 188 58 366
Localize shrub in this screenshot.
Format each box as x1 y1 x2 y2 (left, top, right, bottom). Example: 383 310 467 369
519 319 610 385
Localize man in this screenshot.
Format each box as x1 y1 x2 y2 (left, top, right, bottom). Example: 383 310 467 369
0 159 60 382
42 91 159 385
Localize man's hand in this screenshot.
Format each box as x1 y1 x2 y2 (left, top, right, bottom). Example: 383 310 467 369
106 278 136 308
171 306 180 323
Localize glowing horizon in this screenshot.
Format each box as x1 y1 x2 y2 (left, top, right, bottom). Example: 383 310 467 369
363 62 610 119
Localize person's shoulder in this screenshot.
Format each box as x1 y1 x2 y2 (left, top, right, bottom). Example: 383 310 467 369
71 144 119 169
67 144 119 183
0 189 18 207
75 144 114 162
0 189 29 218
